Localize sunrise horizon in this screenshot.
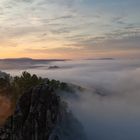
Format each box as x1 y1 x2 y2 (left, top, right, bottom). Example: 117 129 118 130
0 0 139 59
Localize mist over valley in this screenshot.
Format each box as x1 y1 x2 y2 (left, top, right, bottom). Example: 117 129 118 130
1 59 140 140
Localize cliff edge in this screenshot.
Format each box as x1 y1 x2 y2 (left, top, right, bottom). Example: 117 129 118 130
0 84 87 140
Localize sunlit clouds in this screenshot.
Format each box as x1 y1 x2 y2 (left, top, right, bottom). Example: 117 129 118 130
0 0 140 59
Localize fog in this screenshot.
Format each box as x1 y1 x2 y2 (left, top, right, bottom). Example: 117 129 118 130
3 59 140 140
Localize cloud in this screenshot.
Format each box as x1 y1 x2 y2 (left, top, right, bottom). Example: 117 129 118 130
65 26 140 53
37 59 140 140
24 46 81 54
111 15 127 25
3 59 140 140
0 0 140 58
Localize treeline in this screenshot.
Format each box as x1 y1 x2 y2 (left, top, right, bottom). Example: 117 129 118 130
0 71 70 104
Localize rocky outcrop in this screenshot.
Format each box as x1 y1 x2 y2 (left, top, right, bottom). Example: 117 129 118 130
0 96 12 126
0 84 87 140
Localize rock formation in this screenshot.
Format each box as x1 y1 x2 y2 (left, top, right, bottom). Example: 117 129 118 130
0 84 87 140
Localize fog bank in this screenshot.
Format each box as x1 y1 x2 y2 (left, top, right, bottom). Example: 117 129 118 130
3 59 140 140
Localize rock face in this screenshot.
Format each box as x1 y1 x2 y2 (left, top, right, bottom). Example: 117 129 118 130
0 84 87 140
0 96 12 126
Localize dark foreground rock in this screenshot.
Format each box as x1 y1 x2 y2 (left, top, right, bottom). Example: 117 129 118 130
0 84 87 140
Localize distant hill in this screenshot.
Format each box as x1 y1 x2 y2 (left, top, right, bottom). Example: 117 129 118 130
86 58 115 60
0 58 66 63
0 58 66 70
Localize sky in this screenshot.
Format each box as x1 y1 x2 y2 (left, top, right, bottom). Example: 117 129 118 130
0 0 140 59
